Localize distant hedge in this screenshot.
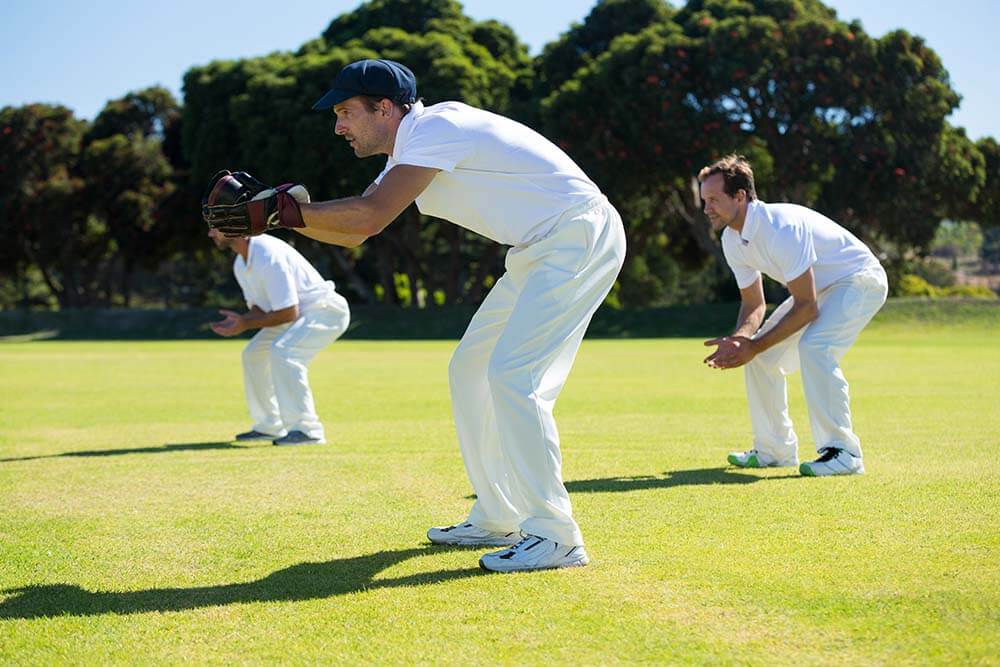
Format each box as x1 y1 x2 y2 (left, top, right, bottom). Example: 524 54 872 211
1 299 997 342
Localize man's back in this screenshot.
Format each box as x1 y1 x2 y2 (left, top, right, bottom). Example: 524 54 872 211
382 101 602 246
234 234 332 312
722 200 879 291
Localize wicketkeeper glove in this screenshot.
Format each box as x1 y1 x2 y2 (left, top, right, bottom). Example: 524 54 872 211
201 170 309 236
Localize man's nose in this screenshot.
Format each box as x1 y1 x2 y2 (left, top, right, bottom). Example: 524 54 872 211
334 121 346 135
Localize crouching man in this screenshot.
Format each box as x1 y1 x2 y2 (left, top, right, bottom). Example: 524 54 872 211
699 155 887 476
208 229 350 446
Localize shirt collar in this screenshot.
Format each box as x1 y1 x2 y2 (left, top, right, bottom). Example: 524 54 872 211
739 200 764 244
240 237 257 269
391 100 425 161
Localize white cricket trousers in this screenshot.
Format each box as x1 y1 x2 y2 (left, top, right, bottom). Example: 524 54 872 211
448 197 626 547
745 265 888 462
243 288 350 440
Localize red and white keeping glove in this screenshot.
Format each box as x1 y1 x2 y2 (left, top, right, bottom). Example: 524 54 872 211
201 170 309 236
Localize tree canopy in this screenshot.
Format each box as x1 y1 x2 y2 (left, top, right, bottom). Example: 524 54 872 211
1 0 996 310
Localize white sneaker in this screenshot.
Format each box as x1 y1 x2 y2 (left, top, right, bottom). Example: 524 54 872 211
426 522 521 547
727 449 798 468
799 447 864 476
478 534 589 573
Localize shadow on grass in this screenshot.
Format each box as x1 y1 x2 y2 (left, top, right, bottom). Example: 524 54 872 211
0 441 242 463
565 467 798 493
462 467 800 500
0 546 484 619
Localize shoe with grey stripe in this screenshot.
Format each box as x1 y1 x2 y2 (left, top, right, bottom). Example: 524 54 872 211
427 522 520 547
478 534 589 573
799 447 864 476
272 430 326 446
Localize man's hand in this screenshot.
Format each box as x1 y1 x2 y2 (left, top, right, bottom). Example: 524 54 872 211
210 309 247 337
703 335 758 369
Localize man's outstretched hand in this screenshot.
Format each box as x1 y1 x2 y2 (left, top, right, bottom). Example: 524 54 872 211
703 335 757 369
210 309 246 337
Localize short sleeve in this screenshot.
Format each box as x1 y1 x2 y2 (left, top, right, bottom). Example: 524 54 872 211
394 115 472 173
721 230 761 289
773 222 817 283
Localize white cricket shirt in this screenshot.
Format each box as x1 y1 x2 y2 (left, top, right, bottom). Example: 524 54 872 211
376 101 602 246
721 200 879 291
233 234 334 312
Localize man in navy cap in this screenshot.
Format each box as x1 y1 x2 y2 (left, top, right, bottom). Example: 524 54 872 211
229 58 625 572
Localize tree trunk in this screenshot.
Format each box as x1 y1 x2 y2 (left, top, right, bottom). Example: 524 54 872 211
327 247 376 304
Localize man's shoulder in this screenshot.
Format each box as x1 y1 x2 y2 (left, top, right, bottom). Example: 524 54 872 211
421 100 476 116
251 233 290 253
248 234 295 266
755 201 816 238
762 201 838 229
411 101 479 131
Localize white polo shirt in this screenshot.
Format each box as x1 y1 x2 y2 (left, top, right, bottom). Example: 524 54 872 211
721 200 879 291
376 101 602 246
233 234 334 312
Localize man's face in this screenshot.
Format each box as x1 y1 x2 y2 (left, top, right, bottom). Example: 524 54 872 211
333 97 390 158
207 227 237 251
700 173 744 232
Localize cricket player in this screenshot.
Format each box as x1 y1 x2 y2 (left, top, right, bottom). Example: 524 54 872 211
699 155 888 476
207 228 350 446
201 59 626 572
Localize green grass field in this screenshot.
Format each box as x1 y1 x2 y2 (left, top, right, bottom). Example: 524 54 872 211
1 319 998 664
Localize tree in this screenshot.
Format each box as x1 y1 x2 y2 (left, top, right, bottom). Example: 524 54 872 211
0 90 183 308
539 0 986 304
180 0 533 306
970 138 1000 227
0 104 94 307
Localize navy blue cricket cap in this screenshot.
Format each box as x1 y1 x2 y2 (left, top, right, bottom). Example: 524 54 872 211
311 59 418 110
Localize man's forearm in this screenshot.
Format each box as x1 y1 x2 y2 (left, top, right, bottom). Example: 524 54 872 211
733 303 766 338
751 301 818 354
295 224 368 248
241 305 298 330
300 197 384 241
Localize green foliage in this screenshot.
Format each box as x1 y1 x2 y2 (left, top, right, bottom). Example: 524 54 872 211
896 273 996 299
969 137 1000 226
0 91 182 308
180 0 532 306
939 284 998 299
896 274 937 297
4 0 1000 310
535 0 673 95
541 0 991 304
0 104 91 307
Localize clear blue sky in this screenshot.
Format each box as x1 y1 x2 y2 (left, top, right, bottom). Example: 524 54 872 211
2 0 997 140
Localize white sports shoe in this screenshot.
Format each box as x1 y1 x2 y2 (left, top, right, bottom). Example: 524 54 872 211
799 447 865 477
727 449 798 468
478 534 589 573
426 522 521 547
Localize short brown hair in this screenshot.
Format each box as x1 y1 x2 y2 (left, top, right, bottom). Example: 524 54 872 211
698 155 757 200
358 95 416 115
